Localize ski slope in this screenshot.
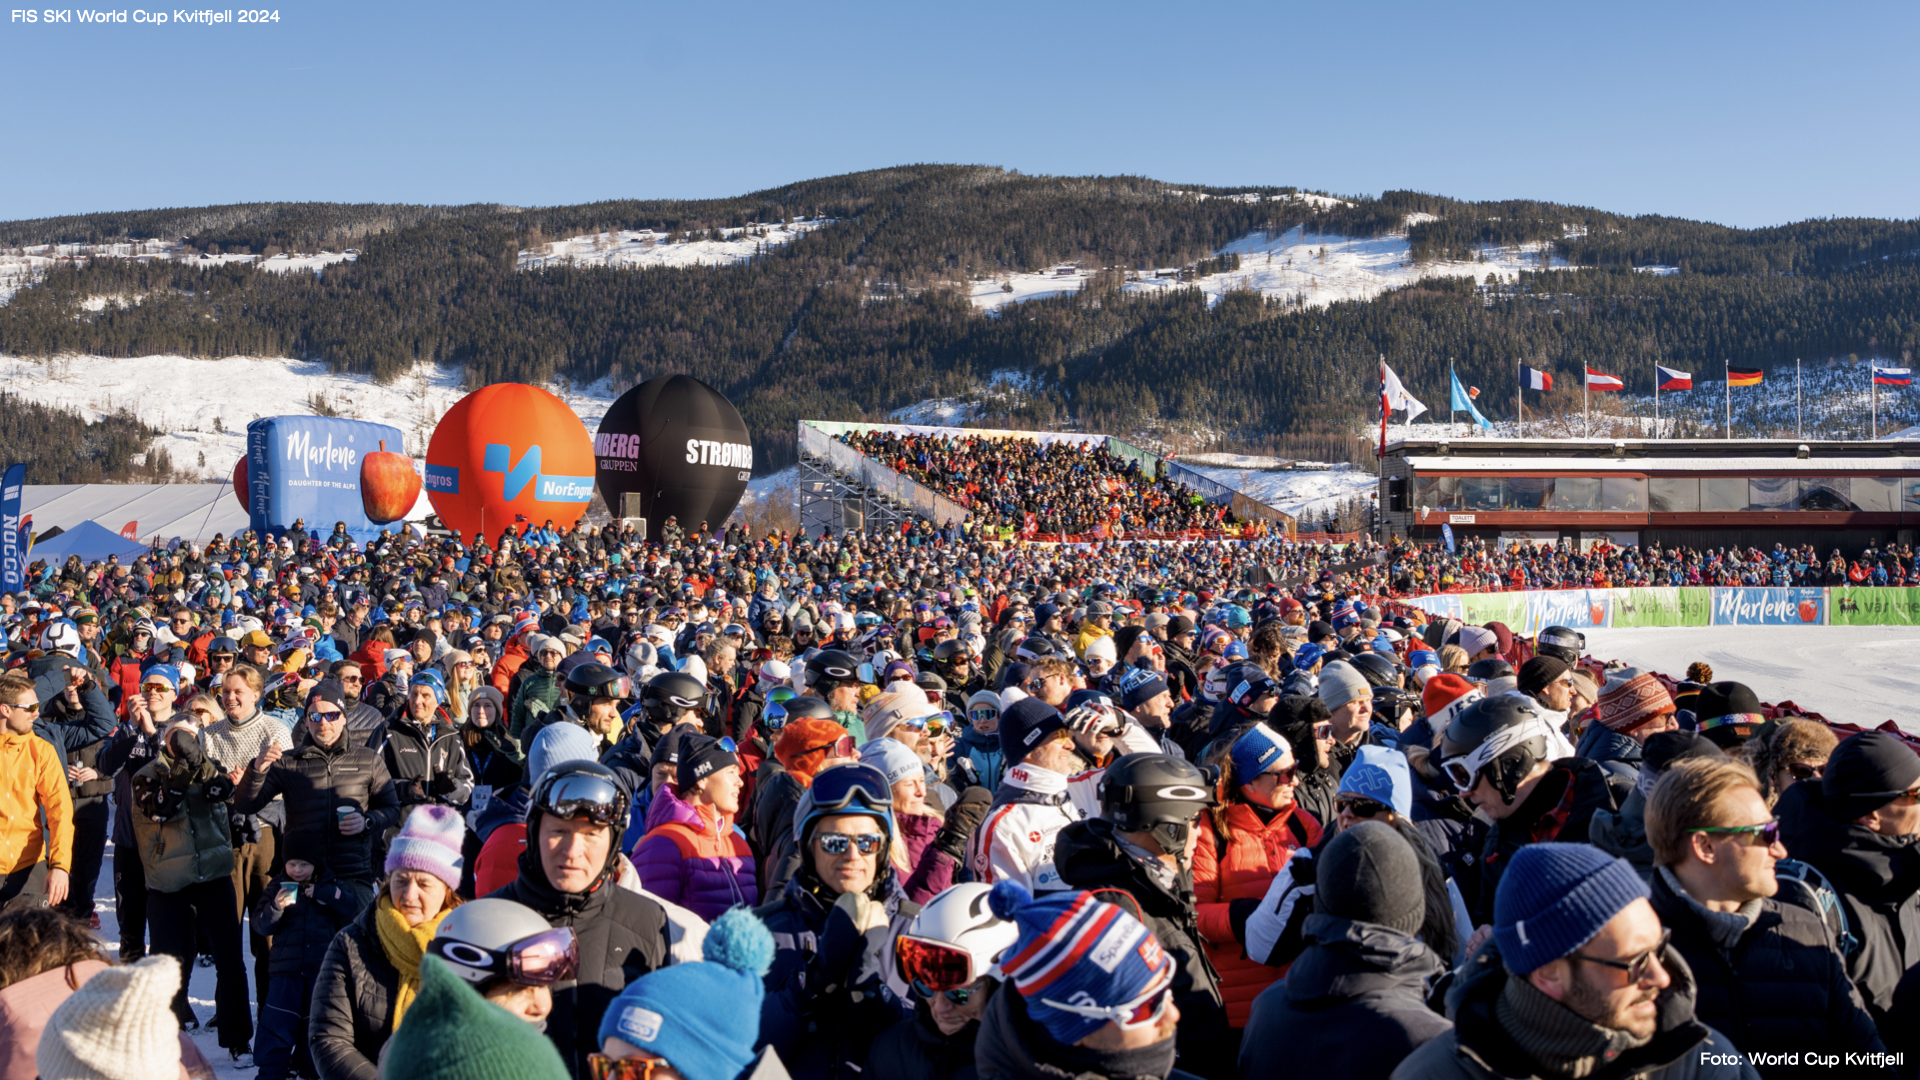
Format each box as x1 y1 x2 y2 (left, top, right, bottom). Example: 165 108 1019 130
1183 460 1377 519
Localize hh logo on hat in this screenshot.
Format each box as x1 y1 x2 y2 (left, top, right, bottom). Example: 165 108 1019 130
620 1005 663 1043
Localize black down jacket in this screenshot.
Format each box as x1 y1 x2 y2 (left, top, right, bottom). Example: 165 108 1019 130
1240 914 1450 1080
974 980 1204 1080
308 903 401 1080
233 738 400 884
490 849 673 1080
865 1002 983 1080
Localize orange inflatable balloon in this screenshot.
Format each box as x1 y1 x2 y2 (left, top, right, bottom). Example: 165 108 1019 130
423 384 596 541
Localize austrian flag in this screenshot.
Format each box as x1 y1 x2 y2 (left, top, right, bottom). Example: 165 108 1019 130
1585 366 1624 392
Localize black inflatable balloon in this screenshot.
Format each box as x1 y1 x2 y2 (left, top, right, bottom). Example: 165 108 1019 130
594 374 754 540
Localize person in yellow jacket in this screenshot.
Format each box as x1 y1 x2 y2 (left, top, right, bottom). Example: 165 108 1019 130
1071 600 1116 659
0 671 73 907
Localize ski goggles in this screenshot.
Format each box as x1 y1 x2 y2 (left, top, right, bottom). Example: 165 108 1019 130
590 1056 674 1080
814 660 876 685
580 675 635 701
806 764 895 816
896 934 982 992
431 926 578 985
967 706 1000 725
534 770 626 826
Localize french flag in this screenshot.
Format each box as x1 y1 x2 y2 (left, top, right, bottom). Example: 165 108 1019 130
1586 366 1625 392
1657 365 1693 390
1523 365 1552 391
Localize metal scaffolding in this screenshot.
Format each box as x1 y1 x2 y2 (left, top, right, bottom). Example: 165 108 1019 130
797 446 919 538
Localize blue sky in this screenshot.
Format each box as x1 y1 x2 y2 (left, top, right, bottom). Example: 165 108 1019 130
3 0 1915 227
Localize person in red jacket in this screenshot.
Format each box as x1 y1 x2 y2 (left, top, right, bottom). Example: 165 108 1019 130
1192 721 1321 1030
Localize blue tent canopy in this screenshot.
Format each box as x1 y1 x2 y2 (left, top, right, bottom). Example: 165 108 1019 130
30 520 152 563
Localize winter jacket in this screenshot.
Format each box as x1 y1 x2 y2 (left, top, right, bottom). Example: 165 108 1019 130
1240 915 1449 1080
1777 778 1920 1030
631 785 757 920
866 1002 981 1080
1646 867 1883 1074
510 666 565 742
0 729 72 877
98 722 164 849
28 679 117 772
128 747 231 893
202 705 294 845
1169 698 1217 761
490 849 674 1080
1191 800 1321 1026
1575 722 1644 783
1389 938 1759 1080
969 762 1092 893
1471 758 1627 926
348 638 391 683
459 719 526 796
1589 788 1657 883
232 737 401 885
949 723 1007 793
896 811 959 905
255 876 372 979
308 902 401 1080
1054 817 1230 1080
754 870 917 1080
0 959 113 1080
974 981 1203 1080
379 711 475 811
754 768 807 902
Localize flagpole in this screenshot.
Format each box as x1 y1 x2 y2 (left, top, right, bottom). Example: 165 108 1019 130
1724 359 1731 440
1584 369 1589 436
1873 362 1878 440
1655 363 1660 438
1796 358 1802 439
1450 360 1456 438
1517 359 1522 433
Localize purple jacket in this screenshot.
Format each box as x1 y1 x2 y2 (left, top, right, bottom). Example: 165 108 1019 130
631 785 757 921
897 811 957 904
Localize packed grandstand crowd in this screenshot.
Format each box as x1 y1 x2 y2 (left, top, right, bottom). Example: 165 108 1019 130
836 429 1237 537
2 511 1917 1080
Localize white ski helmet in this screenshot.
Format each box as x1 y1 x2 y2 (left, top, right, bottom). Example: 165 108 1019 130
894 882 1020 991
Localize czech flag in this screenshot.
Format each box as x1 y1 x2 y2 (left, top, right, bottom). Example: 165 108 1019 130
1727 365 1764 387
1657 365 1692 390
1585 366 1624 391
1874 366 1912 387
1523 365 1552 391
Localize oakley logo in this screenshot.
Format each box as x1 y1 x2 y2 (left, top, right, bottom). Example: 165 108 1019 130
1152 785 1209 800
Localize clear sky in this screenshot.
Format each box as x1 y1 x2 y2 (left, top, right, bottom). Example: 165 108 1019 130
3 0 1915 228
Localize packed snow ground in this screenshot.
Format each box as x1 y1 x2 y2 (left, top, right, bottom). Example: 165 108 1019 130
515 219 829 271
970 223 1569 313
0 354 619 480
1586 624 1920 731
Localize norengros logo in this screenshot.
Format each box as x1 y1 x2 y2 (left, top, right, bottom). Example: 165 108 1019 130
484 444 594 503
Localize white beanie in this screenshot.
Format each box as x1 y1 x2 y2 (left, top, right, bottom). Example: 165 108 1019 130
37 955 182 1080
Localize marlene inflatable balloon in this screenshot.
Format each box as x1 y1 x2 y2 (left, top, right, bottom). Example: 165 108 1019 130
424 384 595 541
594 374 753 539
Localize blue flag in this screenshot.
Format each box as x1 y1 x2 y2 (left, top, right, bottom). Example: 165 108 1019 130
1 464 23 595
1441 522 1456 553
1450 368 1494 430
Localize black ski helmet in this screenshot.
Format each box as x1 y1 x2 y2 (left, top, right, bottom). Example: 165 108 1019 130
1437 694 1551 805
1098 753 1218 863
642 670 707 725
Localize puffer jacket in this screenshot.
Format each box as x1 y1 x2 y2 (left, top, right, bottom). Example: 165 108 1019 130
255 877 372 978
308 902 400 1080
128 746 232 894
754 768 808 902
1647 867 1883 1073
974 980 1202 1080
1191 800 1321 1027
232 737 401 884
380 711 475 811
1240 915 1449 1080
1389 938 1759 1080
510 666 565 741
1589 788 1657 883
948 723 1006 793
631 785 756 921
896 811 958 905
490 848 673 1080
865 1000 983 1080
1575 721 1644 782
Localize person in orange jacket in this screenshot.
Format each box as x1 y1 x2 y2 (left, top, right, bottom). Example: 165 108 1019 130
0 671 75 908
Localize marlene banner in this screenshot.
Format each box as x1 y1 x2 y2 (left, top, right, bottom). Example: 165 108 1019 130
1710 587 1826 627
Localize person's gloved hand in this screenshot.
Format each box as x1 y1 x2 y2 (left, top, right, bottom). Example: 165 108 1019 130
430 771 458 797
816 889 890 988
934 785 991 861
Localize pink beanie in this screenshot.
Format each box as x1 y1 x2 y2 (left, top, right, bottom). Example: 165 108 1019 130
385 804 464 888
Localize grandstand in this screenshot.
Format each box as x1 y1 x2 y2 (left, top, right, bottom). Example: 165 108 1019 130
795 420 1295 540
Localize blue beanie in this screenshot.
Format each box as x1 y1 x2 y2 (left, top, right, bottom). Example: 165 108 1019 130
1494 843 1649 975
1337 745 1413 819
999 696 1068 763
1292 642 1326 671
410 668 447 705
989 881 1174 1047
1229 723 1290 785
528 723 601 785
598 909 774 1080
1117 667 1169 711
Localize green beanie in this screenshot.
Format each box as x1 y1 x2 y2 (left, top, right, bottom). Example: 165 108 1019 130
382 957 569 1080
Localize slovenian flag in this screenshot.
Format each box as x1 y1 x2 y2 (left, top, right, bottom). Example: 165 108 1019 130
1657 365 1692 390
1727 365 1764 387
1874 366 1912 386
1585 366 1624 391
1523 365 1552 391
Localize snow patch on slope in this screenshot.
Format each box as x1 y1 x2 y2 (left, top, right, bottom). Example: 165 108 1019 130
1182 460 1378 519
516 219 830 271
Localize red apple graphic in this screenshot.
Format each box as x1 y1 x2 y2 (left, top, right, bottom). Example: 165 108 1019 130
1797 600 1818 623
360 440 422 525
230 456 248 510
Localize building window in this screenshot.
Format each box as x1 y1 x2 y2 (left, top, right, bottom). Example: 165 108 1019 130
1508 477 1553 509
1649 478 1699 512
1798 478 1857 511
1547 477 1601 511
1462 478 1507 510
1748 477 1799 511
1852 477 1900 512
1600 477 1647 512
1701 477 1747 512
1416 476 1460 510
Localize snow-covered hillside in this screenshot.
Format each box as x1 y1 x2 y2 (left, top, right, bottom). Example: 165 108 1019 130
970 220 1570 313
516 219 829 271
1180 458 1378 519
0 354 618 479
0 240 354 303
887 371 1039 426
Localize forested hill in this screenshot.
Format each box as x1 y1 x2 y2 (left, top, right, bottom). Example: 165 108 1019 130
4 165 1919 470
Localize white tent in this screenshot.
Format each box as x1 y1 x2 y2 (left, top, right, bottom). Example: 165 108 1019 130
23 482 437 545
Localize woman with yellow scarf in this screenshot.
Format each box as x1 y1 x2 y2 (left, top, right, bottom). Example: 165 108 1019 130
311 806 467 1080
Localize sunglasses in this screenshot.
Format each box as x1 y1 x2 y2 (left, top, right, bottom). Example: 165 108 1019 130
1336 794 1391 818
1785 762 1824 783
339 674 363 683
1572 927 1671 985
590 1056 672 1080
1690 820 1781 848
816 831 886 856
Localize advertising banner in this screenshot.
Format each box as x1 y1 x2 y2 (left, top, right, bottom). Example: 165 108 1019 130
1829 587 1920 627
1400 594 1464 620
248 417 408 543
1460 591 1528 628
1711 587 1825 626
0 464 23 595
1524 589 1613 634
1610 588 1713 628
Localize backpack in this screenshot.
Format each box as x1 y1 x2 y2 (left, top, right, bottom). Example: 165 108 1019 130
1775 858 1861 961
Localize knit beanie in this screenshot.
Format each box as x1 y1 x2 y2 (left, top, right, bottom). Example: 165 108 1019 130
772 717 849 782
676 733 741 792
1635 730 1727 800
35 955 181 1080
1117 668 1168 711
1229 723 1290 785
1456 625 1498 657
1822 731 1920 819
381 957 568 1080
988 882 1175 1047
1166 615 1195 639
1316 660 1370 711
1493 843 1648 975
528 722 601 785
1516 655 1571 697
1421 674 1483 737
1290 641 1326 672
999 696 1069 763
858 738 925 787
1594 668 1677 734
861 690 937 745
1337 745 1413 819
1315 820 1424 934
598 909 774 1080
1692 681 1774 749
410 668 447 705
386 804 465 889
966 690 1002 720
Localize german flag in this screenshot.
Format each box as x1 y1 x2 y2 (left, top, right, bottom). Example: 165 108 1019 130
1727 365 1764 387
